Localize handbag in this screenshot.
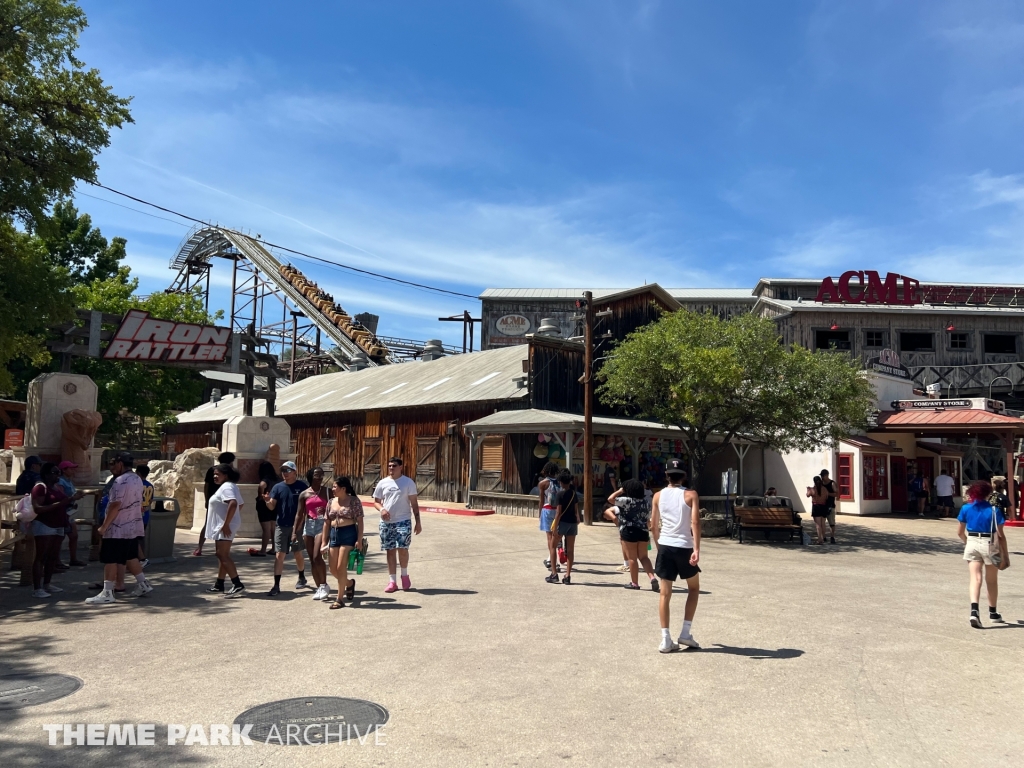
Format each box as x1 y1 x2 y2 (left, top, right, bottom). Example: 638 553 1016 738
990 505 1010 570
14 494 36 524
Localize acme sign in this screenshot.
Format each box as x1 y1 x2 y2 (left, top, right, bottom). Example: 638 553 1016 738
103 310 231 364
816 271 919 305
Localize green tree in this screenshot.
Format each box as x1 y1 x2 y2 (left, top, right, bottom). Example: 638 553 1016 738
0 0 132 225
0 0 131 392
72 269 224 446
598 311 876 487
41 199 126 284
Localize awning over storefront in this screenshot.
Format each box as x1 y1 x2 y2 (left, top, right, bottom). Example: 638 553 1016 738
841 435 903 453
874 408 1024 434
464 408 688 440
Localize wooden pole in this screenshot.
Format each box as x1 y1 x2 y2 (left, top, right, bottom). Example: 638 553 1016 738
583 291 594 525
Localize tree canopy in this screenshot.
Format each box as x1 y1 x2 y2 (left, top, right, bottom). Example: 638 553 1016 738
598 310 876 487
0 0 131 393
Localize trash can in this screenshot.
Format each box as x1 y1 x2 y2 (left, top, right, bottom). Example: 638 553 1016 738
146 497 181 564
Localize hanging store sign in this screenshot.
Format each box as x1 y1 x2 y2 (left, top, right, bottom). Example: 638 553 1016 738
892 399 973 410
494 314 531 337
867 348 910 379
103 310 231 364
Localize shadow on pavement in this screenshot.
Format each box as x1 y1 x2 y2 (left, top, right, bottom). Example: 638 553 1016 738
702 644 805 659
734 523 962 556
412 588 477 596
352 596 420 610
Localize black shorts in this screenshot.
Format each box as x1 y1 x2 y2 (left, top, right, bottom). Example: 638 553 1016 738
811 504 829 518
557 521 578 537
938 495 953 507
620 527 650 543
100 537 140 565
654 545 701 582
256 504 276 524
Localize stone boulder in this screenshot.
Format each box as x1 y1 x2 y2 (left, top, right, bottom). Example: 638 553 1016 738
0 449 12 483
150 448 219 528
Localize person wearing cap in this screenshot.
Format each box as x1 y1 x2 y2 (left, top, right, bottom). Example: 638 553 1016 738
194 452 236 556
57 461 89 567
86 452 153 605
15 455 42 496
373 457 421 592
261 460 309 596
651 458 702 653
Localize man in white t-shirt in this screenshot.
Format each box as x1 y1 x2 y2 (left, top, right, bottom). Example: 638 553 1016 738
651 458 701 653
373 457 421 593
935 469 957 518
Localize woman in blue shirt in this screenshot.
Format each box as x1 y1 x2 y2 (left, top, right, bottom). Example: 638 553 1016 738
957 480 1009 628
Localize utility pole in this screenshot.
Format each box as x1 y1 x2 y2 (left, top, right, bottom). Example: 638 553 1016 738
583 291 594 525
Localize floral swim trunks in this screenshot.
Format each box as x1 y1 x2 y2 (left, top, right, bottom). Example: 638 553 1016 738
379 519 413 551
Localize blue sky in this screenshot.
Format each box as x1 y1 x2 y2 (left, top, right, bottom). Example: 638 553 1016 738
75 0 1024 346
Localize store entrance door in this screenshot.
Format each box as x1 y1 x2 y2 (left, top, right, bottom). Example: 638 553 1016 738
890 456 907 513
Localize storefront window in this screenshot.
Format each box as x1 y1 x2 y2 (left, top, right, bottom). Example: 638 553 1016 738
837 454 853 500
863 454 888 500
940 458 961 489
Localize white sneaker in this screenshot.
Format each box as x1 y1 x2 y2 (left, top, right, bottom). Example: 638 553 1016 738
312 585 325 600
44 584 63 593
677 634 700 649
33 589 51 599
86 590 115 604
129 581 153 598
659 636 680 654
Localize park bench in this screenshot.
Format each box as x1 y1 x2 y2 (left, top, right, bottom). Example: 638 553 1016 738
733 505 803 544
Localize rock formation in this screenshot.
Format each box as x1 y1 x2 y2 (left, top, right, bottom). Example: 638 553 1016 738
148 448 220 528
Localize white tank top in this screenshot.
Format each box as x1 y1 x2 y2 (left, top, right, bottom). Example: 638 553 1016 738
657 485 694 549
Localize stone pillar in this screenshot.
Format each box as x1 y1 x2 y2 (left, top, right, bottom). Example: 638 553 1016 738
221 416 294 483
12 373 102 483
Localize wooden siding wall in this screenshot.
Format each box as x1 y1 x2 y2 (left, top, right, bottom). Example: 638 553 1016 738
675 300 753 320
768 309 1024 369
164 402 529 501
163 422 220 453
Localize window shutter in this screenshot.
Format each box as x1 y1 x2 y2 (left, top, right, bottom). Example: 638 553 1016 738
480 437 504 472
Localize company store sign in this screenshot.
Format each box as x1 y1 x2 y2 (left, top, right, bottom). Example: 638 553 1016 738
494 314 531 337
103 310 231 363
867 348 910 379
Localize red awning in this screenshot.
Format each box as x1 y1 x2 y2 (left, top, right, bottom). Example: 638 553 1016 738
875 408 1024 433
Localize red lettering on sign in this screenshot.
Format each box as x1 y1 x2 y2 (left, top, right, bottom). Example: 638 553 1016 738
864 271 899 303
815 276 841 303
838 271 865 303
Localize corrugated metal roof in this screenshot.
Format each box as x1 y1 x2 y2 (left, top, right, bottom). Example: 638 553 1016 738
479 287 753 301
177 344 528 423
875 409 1024 429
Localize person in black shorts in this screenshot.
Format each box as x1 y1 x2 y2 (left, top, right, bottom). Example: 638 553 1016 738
606 479 659 592
807 476 830 545
249 461 280 557
820 469 838 544
549 470 579 584
652 460 701 652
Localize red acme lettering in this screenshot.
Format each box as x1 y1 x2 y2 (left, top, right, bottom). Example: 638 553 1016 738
815 272 919 305
103 310 231 365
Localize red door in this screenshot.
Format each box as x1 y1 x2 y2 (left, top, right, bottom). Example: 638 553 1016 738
890 456 907 512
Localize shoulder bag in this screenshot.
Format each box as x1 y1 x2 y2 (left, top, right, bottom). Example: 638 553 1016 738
991 505 1010 571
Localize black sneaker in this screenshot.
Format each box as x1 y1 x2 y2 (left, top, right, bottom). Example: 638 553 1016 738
206 584 224 593
543 559 551 568
545 574 559 584
225 584 246 598
561 575 571 585
989 610 1003 623
650 578 660 593
829 537 836 545
295 578 308 590
267 585 281 597
969 610 982 629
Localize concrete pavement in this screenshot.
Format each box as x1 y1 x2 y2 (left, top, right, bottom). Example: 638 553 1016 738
1 511 1022 767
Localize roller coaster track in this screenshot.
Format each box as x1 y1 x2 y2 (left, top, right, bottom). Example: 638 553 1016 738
168 225 390 367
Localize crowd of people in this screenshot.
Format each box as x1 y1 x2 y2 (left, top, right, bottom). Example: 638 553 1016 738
15 446 1017 642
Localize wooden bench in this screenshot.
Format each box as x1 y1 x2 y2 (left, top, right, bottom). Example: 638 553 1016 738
733 506 803 544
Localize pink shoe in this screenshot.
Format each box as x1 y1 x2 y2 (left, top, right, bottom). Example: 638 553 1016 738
401 575 412 591
384 581 398 593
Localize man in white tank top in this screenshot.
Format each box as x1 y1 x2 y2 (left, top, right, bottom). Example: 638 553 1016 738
651 458 701 652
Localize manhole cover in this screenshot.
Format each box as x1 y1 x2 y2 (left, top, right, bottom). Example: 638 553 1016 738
234 696 389 745
0 674 83 710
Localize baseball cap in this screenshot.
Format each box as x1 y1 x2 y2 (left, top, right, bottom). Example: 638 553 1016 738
111 451 134 466
280 461 297 472
665 458 686 475
57 460 78 470
26 455 42 468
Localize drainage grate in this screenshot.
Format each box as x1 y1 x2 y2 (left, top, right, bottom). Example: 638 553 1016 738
0 674 83 710
234 696 389 745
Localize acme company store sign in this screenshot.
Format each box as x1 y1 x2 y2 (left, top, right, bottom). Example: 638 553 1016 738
815 271 1017 306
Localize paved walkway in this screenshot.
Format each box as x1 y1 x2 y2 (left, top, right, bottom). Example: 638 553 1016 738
1 512 1022 767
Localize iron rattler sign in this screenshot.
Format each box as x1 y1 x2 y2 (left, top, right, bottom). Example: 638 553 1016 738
103 310 231 364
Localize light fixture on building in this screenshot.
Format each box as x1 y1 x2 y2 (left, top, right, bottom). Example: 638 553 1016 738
946 323 956 331
829 322 840 331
